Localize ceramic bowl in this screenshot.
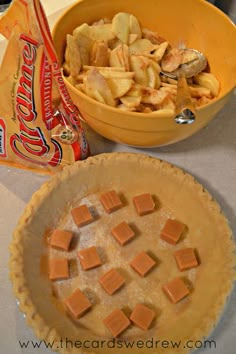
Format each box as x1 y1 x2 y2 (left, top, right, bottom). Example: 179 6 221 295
52 0 236 147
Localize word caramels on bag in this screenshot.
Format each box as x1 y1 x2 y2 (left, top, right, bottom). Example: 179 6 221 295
0 0 90 173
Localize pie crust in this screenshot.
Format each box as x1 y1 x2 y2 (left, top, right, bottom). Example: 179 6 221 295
9 153 236 354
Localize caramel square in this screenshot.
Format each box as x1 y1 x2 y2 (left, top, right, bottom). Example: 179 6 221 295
174 248 199 271
78 246 102 270
133 193 155 216
162 277 190 303
160 219 185 245
103 309 131 337
130 251 156 277
130 304 155 330
111 221 135 246
65 289 92 318
71 205 94 227
50 229 73 251
49 258 69 280
100 190 122 213
99 269 125 295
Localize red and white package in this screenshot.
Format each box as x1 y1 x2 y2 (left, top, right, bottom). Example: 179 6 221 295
0 0 90 173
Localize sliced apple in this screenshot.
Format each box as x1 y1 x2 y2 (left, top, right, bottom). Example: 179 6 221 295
112 12 130 44
130 55 150 86
107 78 134 98
90 24 115 41
141 86 168 104
90 40 109 67
194 72 220 97
129 39 159 55
85 68 116 106
120 95 141 108
66 34 81 76
129 14 142 39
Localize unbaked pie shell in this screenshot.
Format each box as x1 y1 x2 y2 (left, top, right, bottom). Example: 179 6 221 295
9 153 236 354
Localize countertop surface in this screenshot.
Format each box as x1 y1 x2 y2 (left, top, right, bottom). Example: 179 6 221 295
0 1 235 354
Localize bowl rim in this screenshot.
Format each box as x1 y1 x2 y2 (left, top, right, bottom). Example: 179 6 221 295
52 0 236 119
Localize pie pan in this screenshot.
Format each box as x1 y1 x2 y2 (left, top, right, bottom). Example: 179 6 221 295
9 153 236 353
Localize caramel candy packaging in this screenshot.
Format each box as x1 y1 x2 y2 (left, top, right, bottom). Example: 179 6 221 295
0 0 89 173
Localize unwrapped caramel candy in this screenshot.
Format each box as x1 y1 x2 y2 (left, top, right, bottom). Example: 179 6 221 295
50 230 73 251
174 248 199 271
71 205 94 227
103 309 131 337
49 258 69 281
130 304 155 330
163 277 190 303
111 221 135 246
65 289 92 318
78 246 102 270
130 251 156 277
133 193 155 215
160 219 185 245
100 190 123 213
99 268 125 295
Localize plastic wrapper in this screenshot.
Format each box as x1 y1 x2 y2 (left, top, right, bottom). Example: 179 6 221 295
0 0 90 174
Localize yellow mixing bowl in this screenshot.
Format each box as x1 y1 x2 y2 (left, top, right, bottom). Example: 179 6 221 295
52 0 236 147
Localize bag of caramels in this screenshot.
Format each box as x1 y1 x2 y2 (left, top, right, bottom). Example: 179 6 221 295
0 0 90 174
